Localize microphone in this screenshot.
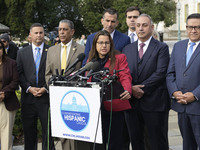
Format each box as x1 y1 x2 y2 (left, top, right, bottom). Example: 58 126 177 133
64 53 85 74
86 61 100 77
68 61 94 81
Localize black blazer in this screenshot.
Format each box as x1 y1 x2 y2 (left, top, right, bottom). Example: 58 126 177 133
17 44 50 104
123 38 170 111
1 57 20 111
7 41 19 60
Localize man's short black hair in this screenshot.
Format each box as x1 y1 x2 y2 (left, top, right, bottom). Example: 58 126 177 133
186 13 200 24
125 6 141 17
103 8 118 19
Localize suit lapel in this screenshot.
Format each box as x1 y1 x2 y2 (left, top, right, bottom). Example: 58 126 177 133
138 38 155 77
113 30 120 47
28 46 36 71
39 44 48 71
66 41 77 69
180 40 188 71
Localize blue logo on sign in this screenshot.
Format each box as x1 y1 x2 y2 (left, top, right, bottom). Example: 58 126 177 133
60 90 90 131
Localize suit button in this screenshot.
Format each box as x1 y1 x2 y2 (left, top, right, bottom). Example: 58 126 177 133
183 73 187 77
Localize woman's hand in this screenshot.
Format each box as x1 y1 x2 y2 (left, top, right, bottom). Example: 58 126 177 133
120 90 131 100
0 92 5 102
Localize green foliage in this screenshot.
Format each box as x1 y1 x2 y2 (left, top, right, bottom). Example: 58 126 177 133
13 90 43 144
0 0 176 39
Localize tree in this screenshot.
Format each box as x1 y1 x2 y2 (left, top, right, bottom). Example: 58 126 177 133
1 0 88 40
78 0 176 33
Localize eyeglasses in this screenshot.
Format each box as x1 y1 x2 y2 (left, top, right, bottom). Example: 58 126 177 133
97 41 110 46
186 26 200 31
127 16 139 19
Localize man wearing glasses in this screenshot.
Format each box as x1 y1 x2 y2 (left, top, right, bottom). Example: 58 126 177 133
125 6 141 43
167 13 200 150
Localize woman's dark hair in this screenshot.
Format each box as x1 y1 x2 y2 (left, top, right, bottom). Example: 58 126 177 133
88 30 119 70
0 40 7 62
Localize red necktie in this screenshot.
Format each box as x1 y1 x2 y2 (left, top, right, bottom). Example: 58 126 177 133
139 43 145 59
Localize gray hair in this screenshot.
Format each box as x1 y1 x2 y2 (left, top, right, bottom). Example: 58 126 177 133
59 19 74 29
138 14 154 25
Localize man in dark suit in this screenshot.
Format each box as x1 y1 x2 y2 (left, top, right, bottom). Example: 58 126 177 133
17 23 55 150
167 13 200 150
45 19 85 150
82 8 130 66
122 14 170 150
124 6 141 43
0 33 18 60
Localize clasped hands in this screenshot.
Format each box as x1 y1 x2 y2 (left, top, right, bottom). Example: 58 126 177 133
173 91 196 104
29 87 46 97
0 92 5 102
132 85 145 99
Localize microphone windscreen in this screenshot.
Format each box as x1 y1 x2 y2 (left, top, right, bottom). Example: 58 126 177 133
84 61 94 71
77 53 85 61
91 61 100 71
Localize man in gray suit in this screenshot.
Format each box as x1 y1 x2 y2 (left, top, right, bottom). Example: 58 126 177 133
45 19 85 150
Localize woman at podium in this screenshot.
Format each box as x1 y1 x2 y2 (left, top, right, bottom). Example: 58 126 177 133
87 30 132 150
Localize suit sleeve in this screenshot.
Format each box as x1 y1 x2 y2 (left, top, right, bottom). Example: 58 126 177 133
141 44 170 95
83 35 92 66
117 54 132 95
16 50 31 90
1 60 19 96
166 45 179 96
45 49 52 87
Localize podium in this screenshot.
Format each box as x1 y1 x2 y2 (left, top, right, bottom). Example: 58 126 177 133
49 84 103 144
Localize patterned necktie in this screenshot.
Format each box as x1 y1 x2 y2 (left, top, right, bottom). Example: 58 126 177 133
130 33 135 43
61 45 67 73
139 43 145 59
35 47 41 85
186 42 195 66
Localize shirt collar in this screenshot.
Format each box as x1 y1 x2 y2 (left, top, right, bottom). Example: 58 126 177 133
61 39 72 47
138 36 152 47
32 42 44 51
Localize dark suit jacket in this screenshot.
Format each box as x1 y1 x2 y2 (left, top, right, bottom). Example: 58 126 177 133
167 39 200 115
1 57 20 111
122 38 170 111
7 41 19 60
17 44 50 104
83 30 130 65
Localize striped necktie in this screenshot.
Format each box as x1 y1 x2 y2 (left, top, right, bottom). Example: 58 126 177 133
139 43 145 59
35 47 41 86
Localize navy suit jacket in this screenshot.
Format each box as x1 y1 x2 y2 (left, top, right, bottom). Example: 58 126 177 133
167 39 200 115
17 44 49 104
83 30 130 65
122 38 170 111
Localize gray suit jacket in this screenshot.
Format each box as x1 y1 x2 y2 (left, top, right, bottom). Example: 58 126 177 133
45 40 85 84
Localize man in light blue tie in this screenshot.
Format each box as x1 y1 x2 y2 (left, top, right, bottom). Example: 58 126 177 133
167 13 200 150
17 23 55 150
124 6 141 43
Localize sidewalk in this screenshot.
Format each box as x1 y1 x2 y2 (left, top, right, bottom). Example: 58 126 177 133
13 110 182 150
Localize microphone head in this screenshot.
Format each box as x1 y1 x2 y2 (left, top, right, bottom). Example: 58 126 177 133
77 53 85 61
90 61 100 72
84 61 94 71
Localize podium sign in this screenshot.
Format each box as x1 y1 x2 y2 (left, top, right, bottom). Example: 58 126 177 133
49 86 102 143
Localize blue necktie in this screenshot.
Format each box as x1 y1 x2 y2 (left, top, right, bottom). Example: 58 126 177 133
35 47 41 85
186 42 195 66
130 33 134 43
